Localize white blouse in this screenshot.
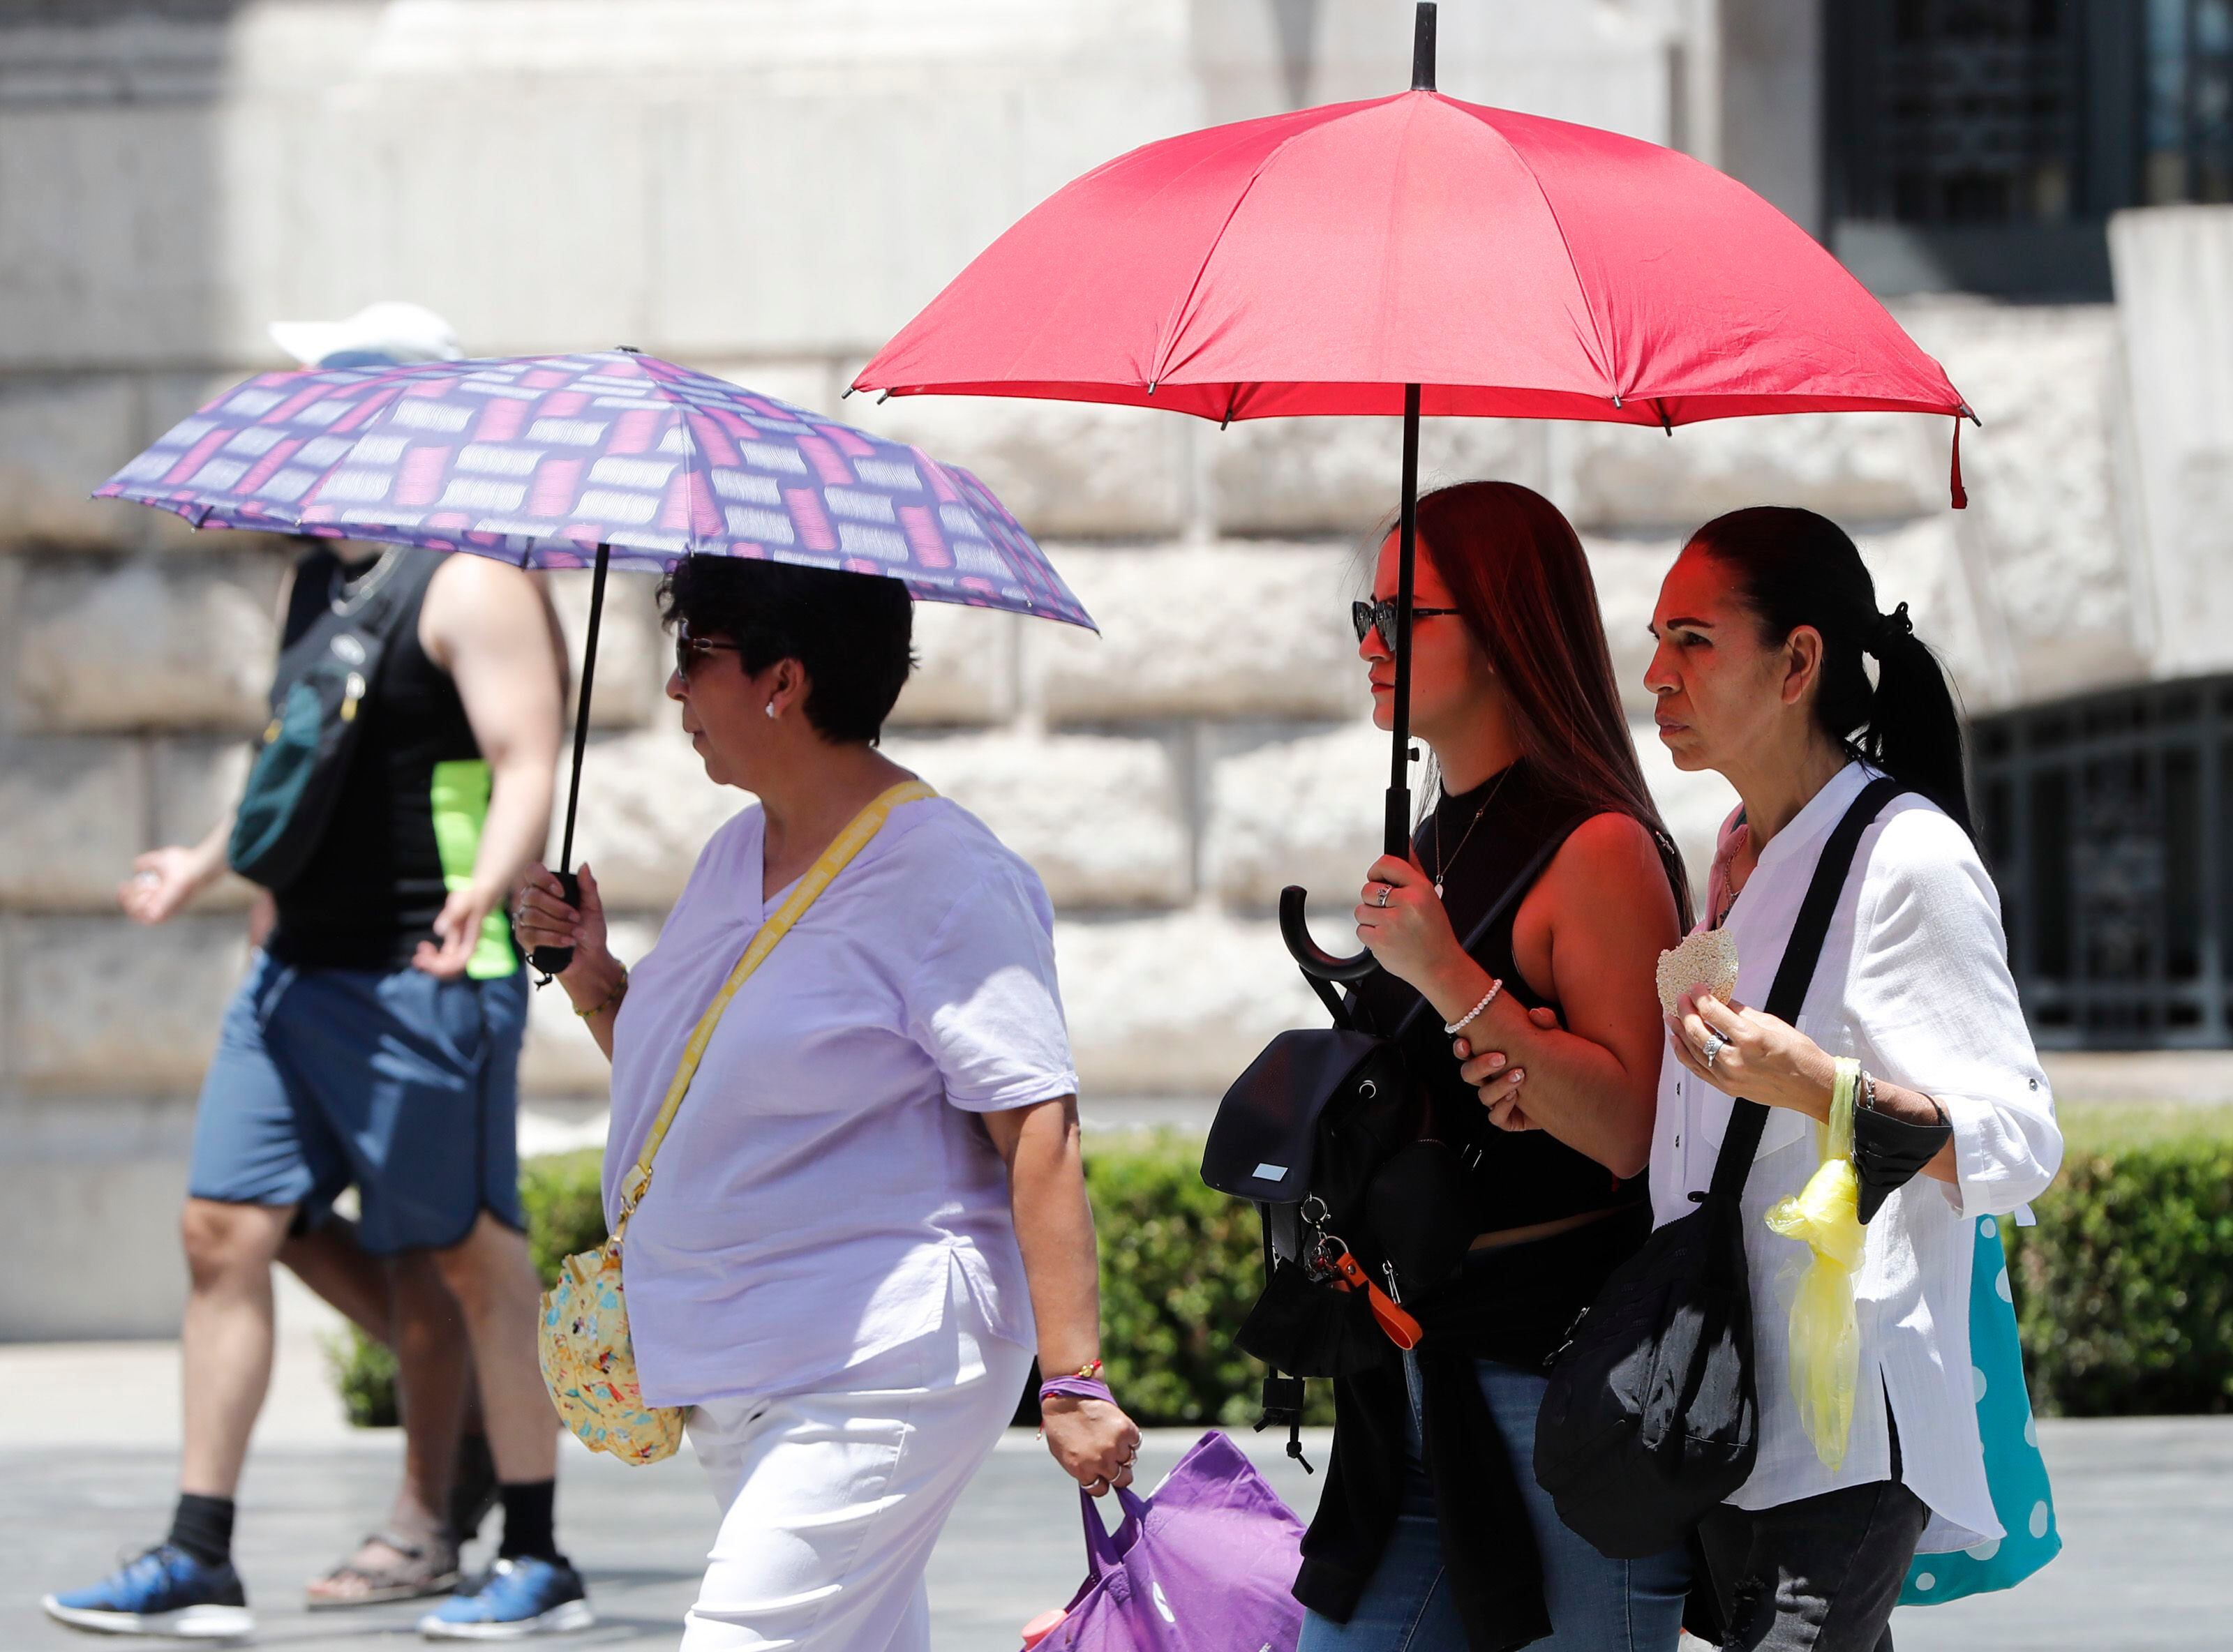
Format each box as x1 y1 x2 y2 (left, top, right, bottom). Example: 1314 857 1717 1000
1648 760 2063 1550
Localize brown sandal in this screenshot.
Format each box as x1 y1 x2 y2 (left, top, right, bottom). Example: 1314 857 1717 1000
305 1529 462 1609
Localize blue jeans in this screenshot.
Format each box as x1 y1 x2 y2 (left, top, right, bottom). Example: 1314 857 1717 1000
1299 1354 1690 1652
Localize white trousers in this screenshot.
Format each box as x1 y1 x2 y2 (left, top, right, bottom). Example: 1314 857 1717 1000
679 1267 1034 1652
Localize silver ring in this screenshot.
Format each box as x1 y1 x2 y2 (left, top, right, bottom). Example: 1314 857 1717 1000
1373 884 1392 908
1701 1030 1728 1068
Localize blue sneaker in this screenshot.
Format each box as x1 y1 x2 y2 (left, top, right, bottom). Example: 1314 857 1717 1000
41 1543 254 1640
417 1556 592 1641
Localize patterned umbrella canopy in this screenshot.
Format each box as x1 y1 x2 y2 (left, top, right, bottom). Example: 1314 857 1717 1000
96 348 1095 631
96 349 1093 977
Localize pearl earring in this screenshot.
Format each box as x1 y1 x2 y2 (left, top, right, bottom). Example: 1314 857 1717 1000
764 702 777 719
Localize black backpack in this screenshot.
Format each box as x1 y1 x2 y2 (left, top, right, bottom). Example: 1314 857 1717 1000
1530 777 1904 1559
227 546 432 892
1200 825 1582 1460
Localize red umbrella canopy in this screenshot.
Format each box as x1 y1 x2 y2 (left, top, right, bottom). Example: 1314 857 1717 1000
856 88 1967 433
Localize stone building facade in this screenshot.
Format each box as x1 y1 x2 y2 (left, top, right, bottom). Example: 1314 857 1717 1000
3 2 2229 1337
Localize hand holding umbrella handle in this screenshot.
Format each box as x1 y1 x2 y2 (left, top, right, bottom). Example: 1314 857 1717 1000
1280 885 1377 983
528 869 580 977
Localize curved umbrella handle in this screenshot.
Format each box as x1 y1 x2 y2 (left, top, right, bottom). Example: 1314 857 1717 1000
1280 885 1377 983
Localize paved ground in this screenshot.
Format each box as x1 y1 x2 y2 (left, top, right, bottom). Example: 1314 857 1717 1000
4 1314 2226 1651
5 1416 2229 1651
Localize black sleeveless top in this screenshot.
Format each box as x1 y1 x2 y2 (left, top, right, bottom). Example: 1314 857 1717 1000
267 547 508 973
1349 756 1646 1235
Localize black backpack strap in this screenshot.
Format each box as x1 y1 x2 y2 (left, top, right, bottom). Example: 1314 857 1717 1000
1707 777 1906 1201
350 548 443 662
269 545 438 697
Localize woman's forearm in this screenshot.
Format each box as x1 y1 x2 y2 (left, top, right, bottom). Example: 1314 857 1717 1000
1875 1079 1958 1184
1729 1030 1958 1186
560 956 625 1061
994 1098 1102 1376
1495 1028 1653 1173
1426 954 1654 1176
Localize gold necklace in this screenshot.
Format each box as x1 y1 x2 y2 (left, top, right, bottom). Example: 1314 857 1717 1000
1431 763 1517 899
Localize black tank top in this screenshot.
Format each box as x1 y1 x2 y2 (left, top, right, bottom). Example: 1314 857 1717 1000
268 547 514 975
1349 757 1647 1236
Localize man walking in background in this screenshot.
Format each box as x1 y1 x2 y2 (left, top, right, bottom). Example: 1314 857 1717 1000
41 306 590 1642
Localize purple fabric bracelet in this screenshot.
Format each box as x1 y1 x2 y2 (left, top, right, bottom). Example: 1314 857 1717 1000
1038 1375 1115 1406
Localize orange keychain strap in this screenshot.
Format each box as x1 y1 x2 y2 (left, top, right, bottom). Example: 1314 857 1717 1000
1325 1249 1424 1351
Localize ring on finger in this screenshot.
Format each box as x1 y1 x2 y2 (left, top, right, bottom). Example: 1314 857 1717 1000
1373 883 1392 908
1700 1030 1728 1068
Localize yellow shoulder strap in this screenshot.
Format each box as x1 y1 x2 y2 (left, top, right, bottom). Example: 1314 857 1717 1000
613 778 934 1230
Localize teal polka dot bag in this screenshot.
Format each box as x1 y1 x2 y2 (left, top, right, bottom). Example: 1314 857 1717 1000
1901 1213 2061 1606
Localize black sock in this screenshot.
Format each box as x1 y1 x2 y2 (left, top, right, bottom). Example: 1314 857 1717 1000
495 1480 560 1564
167 1494 235 1569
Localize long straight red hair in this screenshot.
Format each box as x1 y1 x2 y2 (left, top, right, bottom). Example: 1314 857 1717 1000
1410 480 1692 926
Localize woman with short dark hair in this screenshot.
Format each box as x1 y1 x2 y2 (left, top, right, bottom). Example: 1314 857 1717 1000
1646 507 2062 1651
514 556 1137 1652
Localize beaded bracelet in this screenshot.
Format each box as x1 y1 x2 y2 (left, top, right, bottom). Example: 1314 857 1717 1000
572 968 628 1021
1443 977 1504 1036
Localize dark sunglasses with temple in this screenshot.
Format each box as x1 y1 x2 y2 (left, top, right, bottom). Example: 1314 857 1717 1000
1351 599 1461 647
673 625 743 682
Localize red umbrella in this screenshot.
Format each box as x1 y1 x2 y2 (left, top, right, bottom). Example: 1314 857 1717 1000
854 3 1971 979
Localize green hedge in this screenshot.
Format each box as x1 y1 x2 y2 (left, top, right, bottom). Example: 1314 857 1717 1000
2007 1104 2233 1417
329 1109 2233 1426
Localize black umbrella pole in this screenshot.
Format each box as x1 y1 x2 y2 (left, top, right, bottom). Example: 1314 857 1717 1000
1278 382 1425 984
529 541 609 979
1385 382 1422 857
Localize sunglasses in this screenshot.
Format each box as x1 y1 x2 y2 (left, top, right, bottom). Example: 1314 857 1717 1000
1352 599 1461 646
673 625 743 682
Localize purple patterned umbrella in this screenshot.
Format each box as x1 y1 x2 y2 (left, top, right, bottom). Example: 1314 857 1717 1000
96 349 1094 973
96 348 1093 629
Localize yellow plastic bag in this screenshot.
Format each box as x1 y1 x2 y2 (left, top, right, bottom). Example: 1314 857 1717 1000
1763 1058 1865 1469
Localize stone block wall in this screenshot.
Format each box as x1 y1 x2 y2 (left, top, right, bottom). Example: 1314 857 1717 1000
2 1 2196 1337
0 325 2163 1340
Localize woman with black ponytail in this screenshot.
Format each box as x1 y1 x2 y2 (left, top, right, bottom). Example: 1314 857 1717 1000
1628 507 2061 1651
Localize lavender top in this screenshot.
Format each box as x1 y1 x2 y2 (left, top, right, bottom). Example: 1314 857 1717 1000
604 795 1076 1406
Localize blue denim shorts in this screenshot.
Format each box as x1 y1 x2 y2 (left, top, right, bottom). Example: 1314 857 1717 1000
186 949 528 1254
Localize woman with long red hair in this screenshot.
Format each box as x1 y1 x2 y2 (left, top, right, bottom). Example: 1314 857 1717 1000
1297 481 1691 1652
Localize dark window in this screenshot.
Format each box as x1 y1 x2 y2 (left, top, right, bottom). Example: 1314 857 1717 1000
1973 676 2232 1048
2145 0 2233 203
1826 0 2233 296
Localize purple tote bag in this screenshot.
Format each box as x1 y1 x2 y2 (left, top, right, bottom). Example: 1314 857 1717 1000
1034 1432 1306 1652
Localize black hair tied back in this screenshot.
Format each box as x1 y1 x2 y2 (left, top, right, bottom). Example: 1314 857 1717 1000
1867 601 1914 656
1687 509 1973 836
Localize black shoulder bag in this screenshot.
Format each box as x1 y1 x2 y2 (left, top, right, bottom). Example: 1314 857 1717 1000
227 547 429 892
1530 776 1904 1559
1200 822 1582 1462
